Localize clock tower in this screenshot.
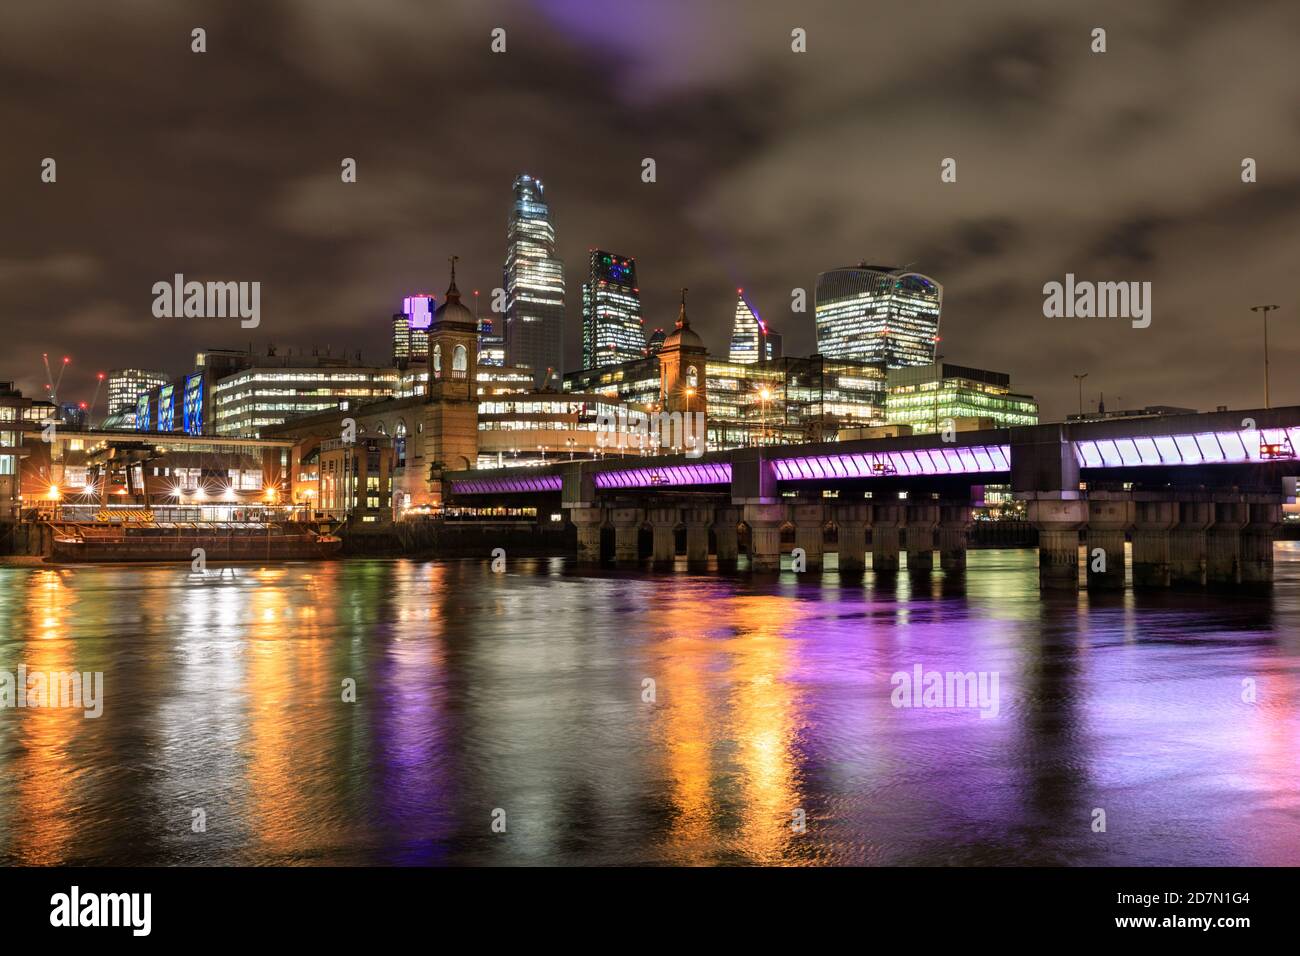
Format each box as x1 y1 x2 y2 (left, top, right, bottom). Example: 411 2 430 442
657 288 708 418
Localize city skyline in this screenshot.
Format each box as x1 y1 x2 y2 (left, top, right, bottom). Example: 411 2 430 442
3 0 1300 907
4 1 1298 421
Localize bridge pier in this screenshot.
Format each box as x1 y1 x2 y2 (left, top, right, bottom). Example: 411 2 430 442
1028 498 1086 589
682 505 714 569
648 505 679 568
871 501 905 573
791 501 826 570
1086 493 1133 590
1242 498 1282 584
570 505 606 565
834 503 871 572
712 506 741 567
905 502 938 572
1132 497 1178 588
610 505 645 565
743 502 785 573
938 503 972 571
1206 495 1247 587
1170 498 1214 587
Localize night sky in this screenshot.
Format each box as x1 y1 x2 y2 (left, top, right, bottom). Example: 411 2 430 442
3 0 1298 419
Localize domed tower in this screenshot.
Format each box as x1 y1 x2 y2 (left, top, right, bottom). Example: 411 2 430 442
657 288 708 417
420 256 480 501
427 256 478 403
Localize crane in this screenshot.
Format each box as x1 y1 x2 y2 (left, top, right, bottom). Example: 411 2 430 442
87 371 106 427
41 353 71 405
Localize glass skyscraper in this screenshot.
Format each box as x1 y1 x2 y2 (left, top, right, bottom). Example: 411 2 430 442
728 289 781 364
581 249 644 370
814 264 942 367
503 174 565 388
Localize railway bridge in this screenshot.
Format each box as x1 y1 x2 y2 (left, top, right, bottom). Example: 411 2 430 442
445 406 1300 590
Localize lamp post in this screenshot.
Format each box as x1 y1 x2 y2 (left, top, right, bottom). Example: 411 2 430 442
932 354 945 435
1250 305 1279 409
1073 372 1089 418
756 386 772 446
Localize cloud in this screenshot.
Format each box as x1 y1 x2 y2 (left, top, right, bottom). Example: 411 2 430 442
2 0 1299 416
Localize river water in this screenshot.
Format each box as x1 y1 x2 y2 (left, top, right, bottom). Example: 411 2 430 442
2 546 1298 866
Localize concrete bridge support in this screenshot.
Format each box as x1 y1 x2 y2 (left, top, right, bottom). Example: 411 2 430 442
610 505 646 565
648 505 679 568
871 502 905 573
1132 498 1178 588
791 502 827 570
937 503 972 571
743 503 786 573
1206 496 1247 586
713 506 741 566
570 505 606 564
905 502 938 572
834 503 871 572
1085 494 1133 590
682 506 714 569
1028 498 1086 589
1242 499 1282 584
1170 499 1214 588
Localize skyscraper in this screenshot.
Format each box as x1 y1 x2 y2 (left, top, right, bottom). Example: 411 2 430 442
503 174 565 388
581 249 644 370
728 289 782 364
814 264 942 367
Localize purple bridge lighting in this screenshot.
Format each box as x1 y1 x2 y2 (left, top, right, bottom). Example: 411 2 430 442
445 408 1300 500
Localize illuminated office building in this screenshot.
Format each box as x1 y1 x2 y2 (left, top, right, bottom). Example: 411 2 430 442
207 351 398 437
565 351 887 451
476 393 639 469
503 174 565 388
478 314 506 368
582 250 645 370
884 363 1038 434
727 289 781 364
106 368 169 416
392 294 436 365
646 327 667 355
815 264 942 367
1 381 55 518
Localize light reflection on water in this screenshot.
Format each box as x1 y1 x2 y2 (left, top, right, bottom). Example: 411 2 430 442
1 545 1298 866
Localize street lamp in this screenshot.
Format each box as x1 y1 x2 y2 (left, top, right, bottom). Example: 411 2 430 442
1250 305 1279 409
1073 372 1089 418
932 353 945 434
756 386 772 446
